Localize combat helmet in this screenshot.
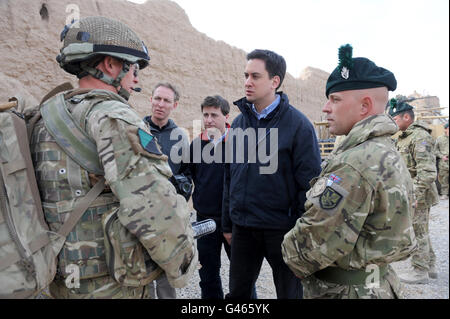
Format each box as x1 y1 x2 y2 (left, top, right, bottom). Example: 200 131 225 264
56 16 150 100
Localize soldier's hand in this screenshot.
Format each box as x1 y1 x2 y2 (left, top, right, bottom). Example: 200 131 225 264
223 232 232 245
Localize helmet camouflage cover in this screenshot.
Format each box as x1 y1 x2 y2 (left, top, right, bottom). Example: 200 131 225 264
57 16 150 77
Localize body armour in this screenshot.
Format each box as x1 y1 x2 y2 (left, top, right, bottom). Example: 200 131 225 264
31 89 197 286
282 114 417 298
396 121 439 209
30 90 124 280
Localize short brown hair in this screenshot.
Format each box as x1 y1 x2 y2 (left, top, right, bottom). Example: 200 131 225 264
201 95 230 116
152 82 180 102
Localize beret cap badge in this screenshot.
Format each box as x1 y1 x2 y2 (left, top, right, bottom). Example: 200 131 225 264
325 44 397 98
341 67 349 80
388 98 414 117
390 98 397 114
338 44 353 80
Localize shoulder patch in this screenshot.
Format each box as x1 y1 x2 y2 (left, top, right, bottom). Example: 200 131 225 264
416 141 428 153
138 128 163 155
126 126 167 161
319 187 343 210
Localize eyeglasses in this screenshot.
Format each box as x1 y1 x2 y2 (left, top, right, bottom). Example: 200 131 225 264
132 63 139 78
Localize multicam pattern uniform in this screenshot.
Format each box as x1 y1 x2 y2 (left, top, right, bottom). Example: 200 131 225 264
31 89 197 298
396 121 438 271
281 114 417 299
435 134 449 196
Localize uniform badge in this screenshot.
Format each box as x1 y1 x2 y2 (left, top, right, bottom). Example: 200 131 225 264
310 177 327 197
341 66 349 79
138 128 163 155
319 187 343 210
328 174 342 184
416 141 429 153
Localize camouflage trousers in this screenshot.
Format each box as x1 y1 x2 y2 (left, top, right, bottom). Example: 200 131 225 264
438 162 449 195
49 275 150 299
302 265 403 299
411 207 436 271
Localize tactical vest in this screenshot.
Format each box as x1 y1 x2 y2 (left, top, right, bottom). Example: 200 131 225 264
30 90 126 280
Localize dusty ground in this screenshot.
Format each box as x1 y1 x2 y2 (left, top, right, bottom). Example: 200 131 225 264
178 198 449 299
37 199 448 299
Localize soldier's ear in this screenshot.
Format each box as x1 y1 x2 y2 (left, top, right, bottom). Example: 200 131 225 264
403 112 411 123
360 96 372 116
99 56 120 77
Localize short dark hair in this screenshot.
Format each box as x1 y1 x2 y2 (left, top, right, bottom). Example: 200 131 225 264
247 49 287 90
152 82 180 102
201 95 230 116
399 109 415 121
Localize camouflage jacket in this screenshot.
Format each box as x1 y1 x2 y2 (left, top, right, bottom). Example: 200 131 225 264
396 121 439 208
282 114 416 279
435 135 449 162
32 89 197 288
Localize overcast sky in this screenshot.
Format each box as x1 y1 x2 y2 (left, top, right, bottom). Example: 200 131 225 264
129 0 449 114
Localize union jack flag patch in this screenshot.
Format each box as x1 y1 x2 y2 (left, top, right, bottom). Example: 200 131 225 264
328 174 342 184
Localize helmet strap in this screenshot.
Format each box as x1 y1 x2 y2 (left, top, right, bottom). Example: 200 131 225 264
80 60 132 100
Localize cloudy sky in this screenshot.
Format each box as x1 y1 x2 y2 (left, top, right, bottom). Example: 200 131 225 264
129 0 449 114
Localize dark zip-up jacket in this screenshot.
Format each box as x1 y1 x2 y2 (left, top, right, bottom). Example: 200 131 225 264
143 116 189 175
222 92 321 232
181 124 231 218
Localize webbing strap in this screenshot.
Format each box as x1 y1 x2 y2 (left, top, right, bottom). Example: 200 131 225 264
11 113 47 229
39 82 74 105
57 177 106 238
40 94 104 175
0 178 105 272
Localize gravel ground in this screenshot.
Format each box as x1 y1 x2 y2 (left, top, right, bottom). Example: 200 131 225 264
178 199 449 299
390 198 449 299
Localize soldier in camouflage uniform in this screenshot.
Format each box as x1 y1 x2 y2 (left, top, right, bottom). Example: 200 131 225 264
30 16 197 298
389 100 439 284
435 122 449 199
281 44 417 299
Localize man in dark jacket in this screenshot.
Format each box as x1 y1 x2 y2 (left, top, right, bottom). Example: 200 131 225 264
182 95 257 299
143 82 191 299
144 82 190 177
222 49 321 299
182 95 231 299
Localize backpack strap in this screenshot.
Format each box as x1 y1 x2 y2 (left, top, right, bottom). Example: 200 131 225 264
0 108 105 274
11 112 47 228
0 177 105 272
23 82 75 142
39 82 74 105
57 177 106 238
40 93 104 175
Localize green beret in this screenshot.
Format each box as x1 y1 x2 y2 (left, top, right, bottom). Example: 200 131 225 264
326 44 397 98
388 98 414 117
445 122 449 129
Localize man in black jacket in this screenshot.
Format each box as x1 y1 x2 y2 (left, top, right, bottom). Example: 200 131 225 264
222 49 321 299
182 95 257 299
143 82 191 299
144 83 190 177
182 95 231 299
